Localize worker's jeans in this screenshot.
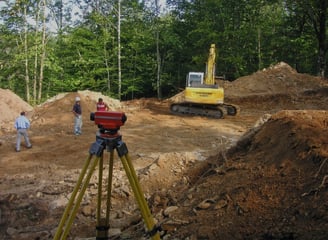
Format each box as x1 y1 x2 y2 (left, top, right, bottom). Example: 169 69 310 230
16 129 32 151
74 115 82 135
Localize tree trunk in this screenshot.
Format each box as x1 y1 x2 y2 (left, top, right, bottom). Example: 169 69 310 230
33 0 41 104
257 28 262 70
23 4 30 102
104 38 111 92
118 0 121 100
155 0 162 99
156 31 161 99
316 0 327 77
38 0 47 102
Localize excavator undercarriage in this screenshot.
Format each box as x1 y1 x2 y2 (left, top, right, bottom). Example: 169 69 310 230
170 102 238 119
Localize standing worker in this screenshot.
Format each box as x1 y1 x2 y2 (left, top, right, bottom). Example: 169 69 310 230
96 98 110 111
14 111 32 152
72 96 82 135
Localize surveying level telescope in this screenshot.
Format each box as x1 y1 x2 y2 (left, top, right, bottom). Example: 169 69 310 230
90 111 127 132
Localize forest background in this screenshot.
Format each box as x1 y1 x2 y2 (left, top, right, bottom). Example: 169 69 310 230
0 0 327 105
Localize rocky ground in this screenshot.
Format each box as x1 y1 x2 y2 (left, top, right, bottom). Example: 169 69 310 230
0 62 327 240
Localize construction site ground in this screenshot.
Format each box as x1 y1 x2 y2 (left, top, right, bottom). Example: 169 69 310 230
0 62 328 240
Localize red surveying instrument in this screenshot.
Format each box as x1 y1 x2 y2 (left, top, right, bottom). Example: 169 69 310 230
53 111 161 239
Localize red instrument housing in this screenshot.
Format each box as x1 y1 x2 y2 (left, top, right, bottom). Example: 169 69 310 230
90 111 127 131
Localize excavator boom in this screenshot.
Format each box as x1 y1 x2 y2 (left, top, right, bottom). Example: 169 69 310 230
204 43 216 85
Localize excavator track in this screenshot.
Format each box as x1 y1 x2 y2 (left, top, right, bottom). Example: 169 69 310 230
170 102 239 119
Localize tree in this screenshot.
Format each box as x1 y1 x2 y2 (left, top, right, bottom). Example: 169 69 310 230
285 0 327 77
0 0 326 103
38 0 47 101
155 0 162 99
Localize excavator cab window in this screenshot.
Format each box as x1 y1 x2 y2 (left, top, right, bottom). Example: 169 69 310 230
187 72 204 87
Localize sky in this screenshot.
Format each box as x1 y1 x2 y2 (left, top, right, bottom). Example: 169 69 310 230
0 0 168 32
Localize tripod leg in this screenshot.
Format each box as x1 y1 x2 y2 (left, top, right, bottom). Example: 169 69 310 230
54 154 93 240
120 153 161 240
96 153 104 225
105 150 115 224
95 150 115 238
54 154 101 240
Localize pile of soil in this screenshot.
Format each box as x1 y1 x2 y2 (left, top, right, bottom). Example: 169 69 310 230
224 62 326 97
166 110 328 239
0 89 33 133
0 62 327 239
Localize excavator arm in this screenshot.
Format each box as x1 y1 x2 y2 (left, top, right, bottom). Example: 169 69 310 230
204 44 216 85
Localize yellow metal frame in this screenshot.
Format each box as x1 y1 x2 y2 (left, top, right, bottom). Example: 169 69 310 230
185 86 224 104
204 43 216 85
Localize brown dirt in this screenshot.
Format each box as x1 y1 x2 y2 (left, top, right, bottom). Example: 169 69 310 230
0 62 328 240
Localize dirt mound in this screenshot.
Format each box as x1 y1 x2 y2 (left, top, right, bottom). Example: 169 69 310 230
0 89 33 132
0 89 122 133
225 62 328 98
31 90 122 130
166 110 328 239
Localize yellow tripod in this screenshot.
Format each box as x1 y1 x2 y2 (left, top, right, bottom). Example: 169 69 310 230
53 131 161 240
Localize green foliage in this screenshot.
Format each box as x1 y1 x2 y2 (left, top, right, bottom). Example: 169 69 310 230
0 0 326 102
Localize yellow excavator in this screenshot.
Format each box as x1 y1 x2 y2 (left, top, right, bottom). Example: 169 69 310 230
170 44 239 118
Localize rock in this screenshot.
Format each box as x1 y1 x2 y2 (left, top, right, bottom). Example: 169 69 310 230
109 228 121 237
82 205 93 216
49 195 68 209
214 199 228 209
6 227 18 236
163 206 178 217
196 199 215 210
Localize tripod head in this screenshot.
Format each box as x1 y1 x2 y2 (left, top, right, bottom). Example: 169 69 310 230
90 111 127 135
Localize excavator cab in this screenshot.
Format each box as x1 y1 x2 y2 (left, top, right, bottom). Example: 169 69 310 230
187 72 204 87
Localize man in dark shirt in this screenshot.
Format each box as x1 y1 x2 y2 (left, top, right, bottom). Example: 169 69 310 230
72 96 82 135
